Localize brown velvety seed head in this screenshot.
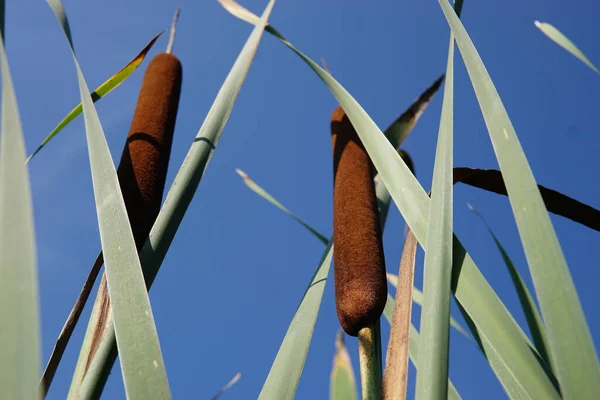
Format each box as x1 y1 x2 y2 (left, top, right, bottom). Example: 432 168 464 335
117 52 182 248
331 106 387 336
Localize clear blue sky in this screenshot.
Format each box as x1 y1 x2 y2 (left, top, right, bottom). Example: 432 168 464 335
7 0 599 398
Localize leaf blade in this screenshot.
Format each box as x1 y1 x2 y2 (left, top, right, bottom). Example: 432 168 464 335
259 241 333 400
46 1 170 398
67 0 277 397
0 23 40 400
27 31 163 162
534 21 599 74
415 31 455 399
440 1 600 396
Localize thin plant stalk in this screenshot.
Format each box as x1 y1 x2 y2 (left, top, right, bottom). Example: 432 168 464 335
358 324 382 400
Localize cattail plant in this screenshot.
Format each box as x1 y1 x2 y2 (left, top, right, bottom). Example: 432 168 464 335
40 9 183 395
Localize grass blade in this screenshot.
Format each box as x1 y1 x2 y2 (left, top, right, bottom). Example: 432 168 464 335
222 2 559 397
27 31 163 163
0 23 40 400
258 241 333 400
236 169 327 244
454 167 600 232
330 331 358 400
383 231 417 400
439 1 600 396
534 21 599 74
67 1 276 397
467 203 554 374
46 1 170 398
382 297 461 400
415 28 455 400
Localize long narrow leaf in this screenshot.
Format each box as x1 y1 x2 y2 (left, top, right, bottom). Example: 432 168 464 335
330 331 358 400
46 1 171 398
439 1 600 396
467 203 554 374
0 23 40 400
416 27 455 399
534 21 599 74
454 167 600 232
236 169 328 244
27 32 163 163
259 241 333 399
67 1 276 398
222 2 559 397
382 297 461 400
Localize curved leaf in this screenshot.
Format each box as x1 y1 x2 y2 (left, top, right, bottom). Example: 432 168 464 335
46 1 170 398
534 21 599 74
440 2 600 396
67 1 277 397
27 31 163 162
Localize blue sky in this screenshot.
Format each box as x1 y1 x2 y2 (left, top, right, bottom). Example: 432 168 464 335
6 0 599 398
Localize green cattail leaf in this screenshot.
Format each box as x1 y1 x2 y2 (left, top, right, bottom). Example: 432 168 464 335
440 1 599 397
220 1 559 398
467 203 554 374
67 1 276 397
534 21 599 74
259 241 333 400
27 31 163 163
416 27 455 400
0 22 41 400
330 331 358 400
236 169 328 244
382 296 461 400
386 274 469 340
46 1 170 399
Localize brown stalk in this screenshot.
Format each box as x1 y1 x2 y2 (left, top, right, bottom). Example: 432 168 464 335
382 230 418 400
454 167 600 232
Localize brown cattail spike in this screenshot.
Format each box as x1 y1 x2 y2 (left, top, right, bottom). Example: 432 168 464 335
116 52 182 246
331 106 387 337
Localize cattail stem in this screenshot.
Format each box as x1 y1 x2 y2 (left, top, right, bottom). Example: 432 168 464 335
166 7 180 54
358 323 383 400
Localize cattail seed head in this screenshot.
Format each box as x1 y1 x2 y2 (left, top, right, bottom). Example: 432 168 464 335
116 52 182 247
331 107 387 336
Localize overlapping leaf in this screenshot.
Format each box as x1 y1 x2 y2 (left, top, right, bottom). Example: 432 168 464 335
67 1 277 397
46 0 170 398
440 1 599 396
